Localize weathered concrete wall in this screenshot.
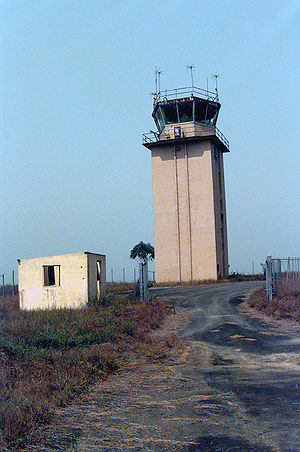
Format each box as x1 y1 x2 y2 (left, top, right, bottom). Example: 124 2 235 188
152 145 181 282
159 121 215 141
186 141 218 280
152 139 219 283
211 147 229 278
150 114 230 283
18 252 106 310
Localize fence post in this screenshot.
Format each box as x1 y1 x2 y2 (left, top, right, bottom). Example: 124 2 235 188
12 270 15 295
1 274 4 297
266 256 273 300
139 261 149 301
123 268 125 283
111 268 114 284
273 259 281 297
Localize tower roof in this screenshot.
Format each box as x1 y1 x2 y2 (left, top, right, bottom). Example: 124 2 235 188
152 85 221 132
143 85 229 152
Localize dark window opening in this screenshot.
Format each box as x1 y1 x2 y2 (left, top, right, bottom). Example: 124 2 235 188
153 107 165 131
43 265 60 286
178 101 193 122
195 101 207 123
195 99 218 124
162 103 178 124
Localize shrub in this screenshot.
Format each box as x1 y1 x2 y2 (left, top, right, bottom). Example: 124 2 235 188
247 287 300 321
0 293 166 450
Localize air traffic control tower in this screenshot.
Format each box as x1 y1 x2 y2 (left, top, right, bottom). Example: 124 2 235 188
143 85 230 283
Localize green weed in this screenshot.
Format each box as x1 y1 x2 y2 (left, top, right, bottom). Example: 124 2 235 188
0 293 165 450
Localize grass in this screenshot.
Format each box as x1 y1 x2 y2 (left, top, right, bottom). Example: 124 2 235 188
247 280 300 321
106 282 138 294
153 273 265 287
0 293 166 450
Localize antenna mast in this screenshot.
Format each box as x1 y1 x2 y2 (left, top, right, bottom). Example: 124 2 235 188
153 67 163 103
157 68 162 97
187 65 195 93
213 72 220 101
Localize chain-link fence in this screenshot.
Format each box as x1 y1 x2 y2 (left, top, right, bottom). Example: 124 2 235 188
0 272 17 297
108 267 155 284
266 256 300 300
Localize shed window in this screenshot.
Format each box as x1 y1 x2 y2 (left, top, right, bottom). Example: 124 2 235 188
43 265 60 286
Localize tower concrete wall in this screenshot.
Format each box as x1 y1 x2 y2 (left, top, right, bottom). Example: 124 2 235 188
152 139 220 282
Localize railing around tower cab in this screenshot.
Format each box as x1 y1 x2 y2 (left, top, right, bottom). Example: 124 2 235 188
153 86 219 104
215 127 230 149
143 124 230 150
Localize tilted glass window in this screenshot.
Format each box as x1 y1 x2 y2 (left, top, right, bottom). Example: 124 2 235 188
162 103 178 124
178 101 193 122
153 107 165 131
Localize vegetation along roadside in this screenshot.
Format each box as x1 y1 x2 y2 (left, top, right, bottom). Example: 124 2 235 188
0 293 167 450
247 282 300 322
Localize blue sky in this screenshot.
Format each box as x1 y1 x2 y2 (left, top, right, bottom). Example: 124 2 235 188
1 0 300 282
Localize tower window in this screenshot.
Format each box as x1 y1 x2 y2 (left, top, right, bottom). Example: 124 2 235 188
178 101 193 122
163 103 179 124
43 265 60 286
153 107 165 131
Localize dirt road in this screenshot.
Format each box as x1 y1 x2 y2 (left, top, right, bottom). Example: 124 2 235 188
27 282 300 451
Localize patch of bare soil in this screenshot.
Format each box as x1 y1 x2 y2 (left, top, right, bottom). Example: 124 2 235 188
24 306 196 451
242 293 300 336
24 301 278 452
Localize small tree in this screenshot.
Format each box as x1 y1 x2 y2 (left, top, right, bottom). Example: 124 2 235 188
130 242 154 301
130 241 154 264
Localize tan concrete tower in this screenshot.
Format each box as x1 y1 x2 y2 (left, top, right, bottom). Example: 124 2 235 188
143 85 230 283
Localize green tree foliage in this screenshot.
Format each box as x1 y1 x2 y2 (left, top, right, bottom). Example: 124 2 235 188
130 241 154 264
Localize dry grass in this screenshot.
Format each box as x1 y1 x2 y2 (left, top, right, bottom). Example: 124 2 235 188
153 274 264 288
106 282 138 294
247 284 300 321
0 293 166 450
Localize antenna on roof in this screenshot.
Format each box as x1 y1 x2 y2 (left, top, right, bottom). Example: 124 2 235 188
154 67 163 99
212 73 220 101
187 65 195 92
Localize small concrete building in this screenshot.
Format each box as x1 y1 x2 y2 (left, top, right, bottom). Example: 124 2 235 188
18 252 106 310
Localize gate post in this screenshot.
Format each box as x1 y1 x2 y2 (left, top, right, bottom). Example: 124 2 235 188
266 256 273 300
273 259 282 297
139 261 149 301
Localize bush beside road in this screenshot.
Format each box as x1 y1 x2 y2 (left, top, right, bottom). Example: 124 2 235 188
0 293 167 450
247 285 300 322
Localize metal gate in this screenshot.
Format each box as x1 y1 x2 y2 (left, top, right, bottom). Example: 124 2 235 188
266 256 300 300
